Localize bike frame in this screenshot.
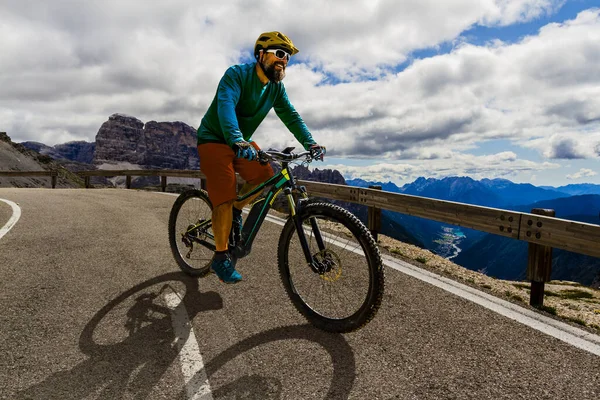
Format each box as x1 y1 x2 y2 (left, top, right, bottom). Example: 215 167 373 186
189 154 327 267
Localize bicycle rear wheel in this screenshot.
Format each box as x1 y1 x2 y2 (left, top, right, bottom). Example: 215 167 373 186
168 189 214 276
278 202 384 333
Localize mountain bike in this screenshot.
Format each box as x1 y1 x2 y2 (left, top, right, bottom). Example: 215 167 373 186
168 147 384 333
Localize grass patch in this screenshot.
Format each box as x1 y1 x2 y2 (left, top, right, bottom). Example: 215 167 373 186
582 299 600 305
548 280 582 287
566 316 587 326
390 248 405 257
503 291 524 302
544 290 560 297
536 305 558 315
558 289 594 300
415 256 428 264
512 283 530 290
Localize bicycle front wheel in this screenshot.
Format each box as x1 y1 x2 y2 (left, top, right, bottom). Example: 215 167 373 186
278 202 384 333
168 189 214 276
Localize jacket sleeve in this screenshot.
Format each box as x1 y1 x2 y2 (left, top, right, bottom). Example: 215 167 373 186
273 84 316 150
217 68 244 146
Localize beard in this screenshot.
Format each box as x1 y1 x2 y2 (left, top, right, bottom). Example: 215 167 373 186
261 59 286 82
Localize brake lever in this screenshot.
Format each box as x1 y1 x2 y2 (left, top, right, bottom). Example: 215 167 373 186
257 150 270 165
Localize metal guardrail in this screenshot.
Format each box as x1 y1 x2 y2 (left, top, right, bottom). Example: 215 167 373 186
0 170 58 188
76 169 207 190
4 168 599 306
300 181 600 259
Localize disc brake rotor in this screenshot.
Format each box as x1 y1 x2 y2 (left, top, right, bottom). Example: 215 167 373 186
314 249 342 282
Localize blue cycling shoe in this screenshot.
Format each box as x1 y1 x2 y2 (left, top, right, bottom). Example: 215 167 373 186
210 253 242 284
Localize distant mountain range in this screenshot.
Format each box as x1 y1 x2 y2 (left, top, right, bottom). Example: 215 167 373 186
346 176 600 207
540 183 600 196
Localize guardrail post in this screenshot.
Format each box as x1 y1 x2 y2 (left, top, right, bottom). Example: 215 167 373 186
84 176 90 188
126 175 132 189
367 185 382 242
200 178 207 191
51 171 57 189
161 176 167 192
527 208 555 307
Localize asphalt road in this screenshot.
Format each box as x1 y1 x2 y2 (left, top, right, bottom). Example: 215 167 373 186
1 188 599 400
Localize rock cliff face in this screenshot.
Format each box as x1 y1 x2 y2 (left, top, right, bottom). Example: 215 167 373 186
291 164 346 185
93 114 198 169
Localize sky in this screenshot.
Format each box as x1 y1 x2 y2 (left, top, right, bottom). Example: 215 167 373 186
1 0 599 187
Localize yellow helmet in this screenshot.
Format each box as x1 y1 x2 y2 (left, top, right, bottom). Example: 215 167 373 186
254 31 299 59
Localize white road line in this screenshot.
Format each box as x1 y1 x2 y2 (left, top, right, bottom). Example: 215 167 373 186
163 289 214 400
0 198 21 240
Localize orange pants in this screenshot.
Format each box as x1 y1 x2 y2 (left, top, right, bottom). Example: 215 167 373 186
197 142 274 207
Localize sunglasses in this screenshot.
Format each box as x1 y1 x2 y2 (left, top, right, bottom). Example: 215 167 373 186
265 48 291 61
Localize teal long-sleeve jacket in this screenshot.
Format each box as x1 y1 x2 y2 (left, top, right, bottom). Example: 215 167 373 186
197 63 316 150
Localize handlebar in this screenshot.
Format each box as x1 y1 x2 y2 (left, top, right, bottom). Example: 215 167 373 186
257 148 319 164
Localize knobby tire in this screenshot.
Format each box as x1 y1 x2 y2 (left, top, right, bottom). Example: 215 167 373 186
277 202 385 333
168 189 213 277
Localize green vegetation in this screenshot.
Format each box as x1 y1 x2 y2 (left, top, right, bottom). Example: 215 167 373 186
548 280 582 287
504 291 524 302
390 248 405 257
415 256 428 264
512 283 530 290
544 290 560 297
542 289 593 300
536 305 558 315
565 316 587 326
559 289 594 300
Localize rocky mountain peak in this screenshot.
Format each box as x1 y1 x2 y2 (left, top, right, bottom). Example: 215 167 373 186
292 164 346 185
93 113 199 169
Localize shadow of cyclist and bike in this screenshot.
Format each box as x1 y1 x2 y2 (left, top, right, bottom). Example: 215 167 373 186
16 271 356 399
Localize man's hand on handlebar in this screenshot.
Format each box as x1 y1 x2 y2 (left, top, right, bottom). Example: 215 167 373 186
232 140 257 161
310 144 326 161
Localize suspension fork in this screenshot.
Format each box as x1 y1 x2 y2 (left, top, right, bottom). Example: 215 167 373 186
298 186 326 252
290 187 327 270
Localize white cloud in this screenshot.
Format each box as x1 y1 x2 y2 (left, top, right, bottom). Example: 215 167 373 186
285 8 600 162
566 168 598 180
322 151 560 185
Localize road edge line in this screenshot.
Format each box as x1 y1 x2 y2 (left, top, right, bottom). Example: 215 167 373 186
0 198 21 240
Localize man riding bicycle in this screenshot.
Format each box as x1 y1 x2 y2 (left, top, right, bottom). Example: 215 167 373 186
197 31 325 284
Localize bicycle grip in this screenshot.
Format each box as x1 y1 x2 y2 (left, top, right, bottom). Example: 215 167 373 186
257 150 269 165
